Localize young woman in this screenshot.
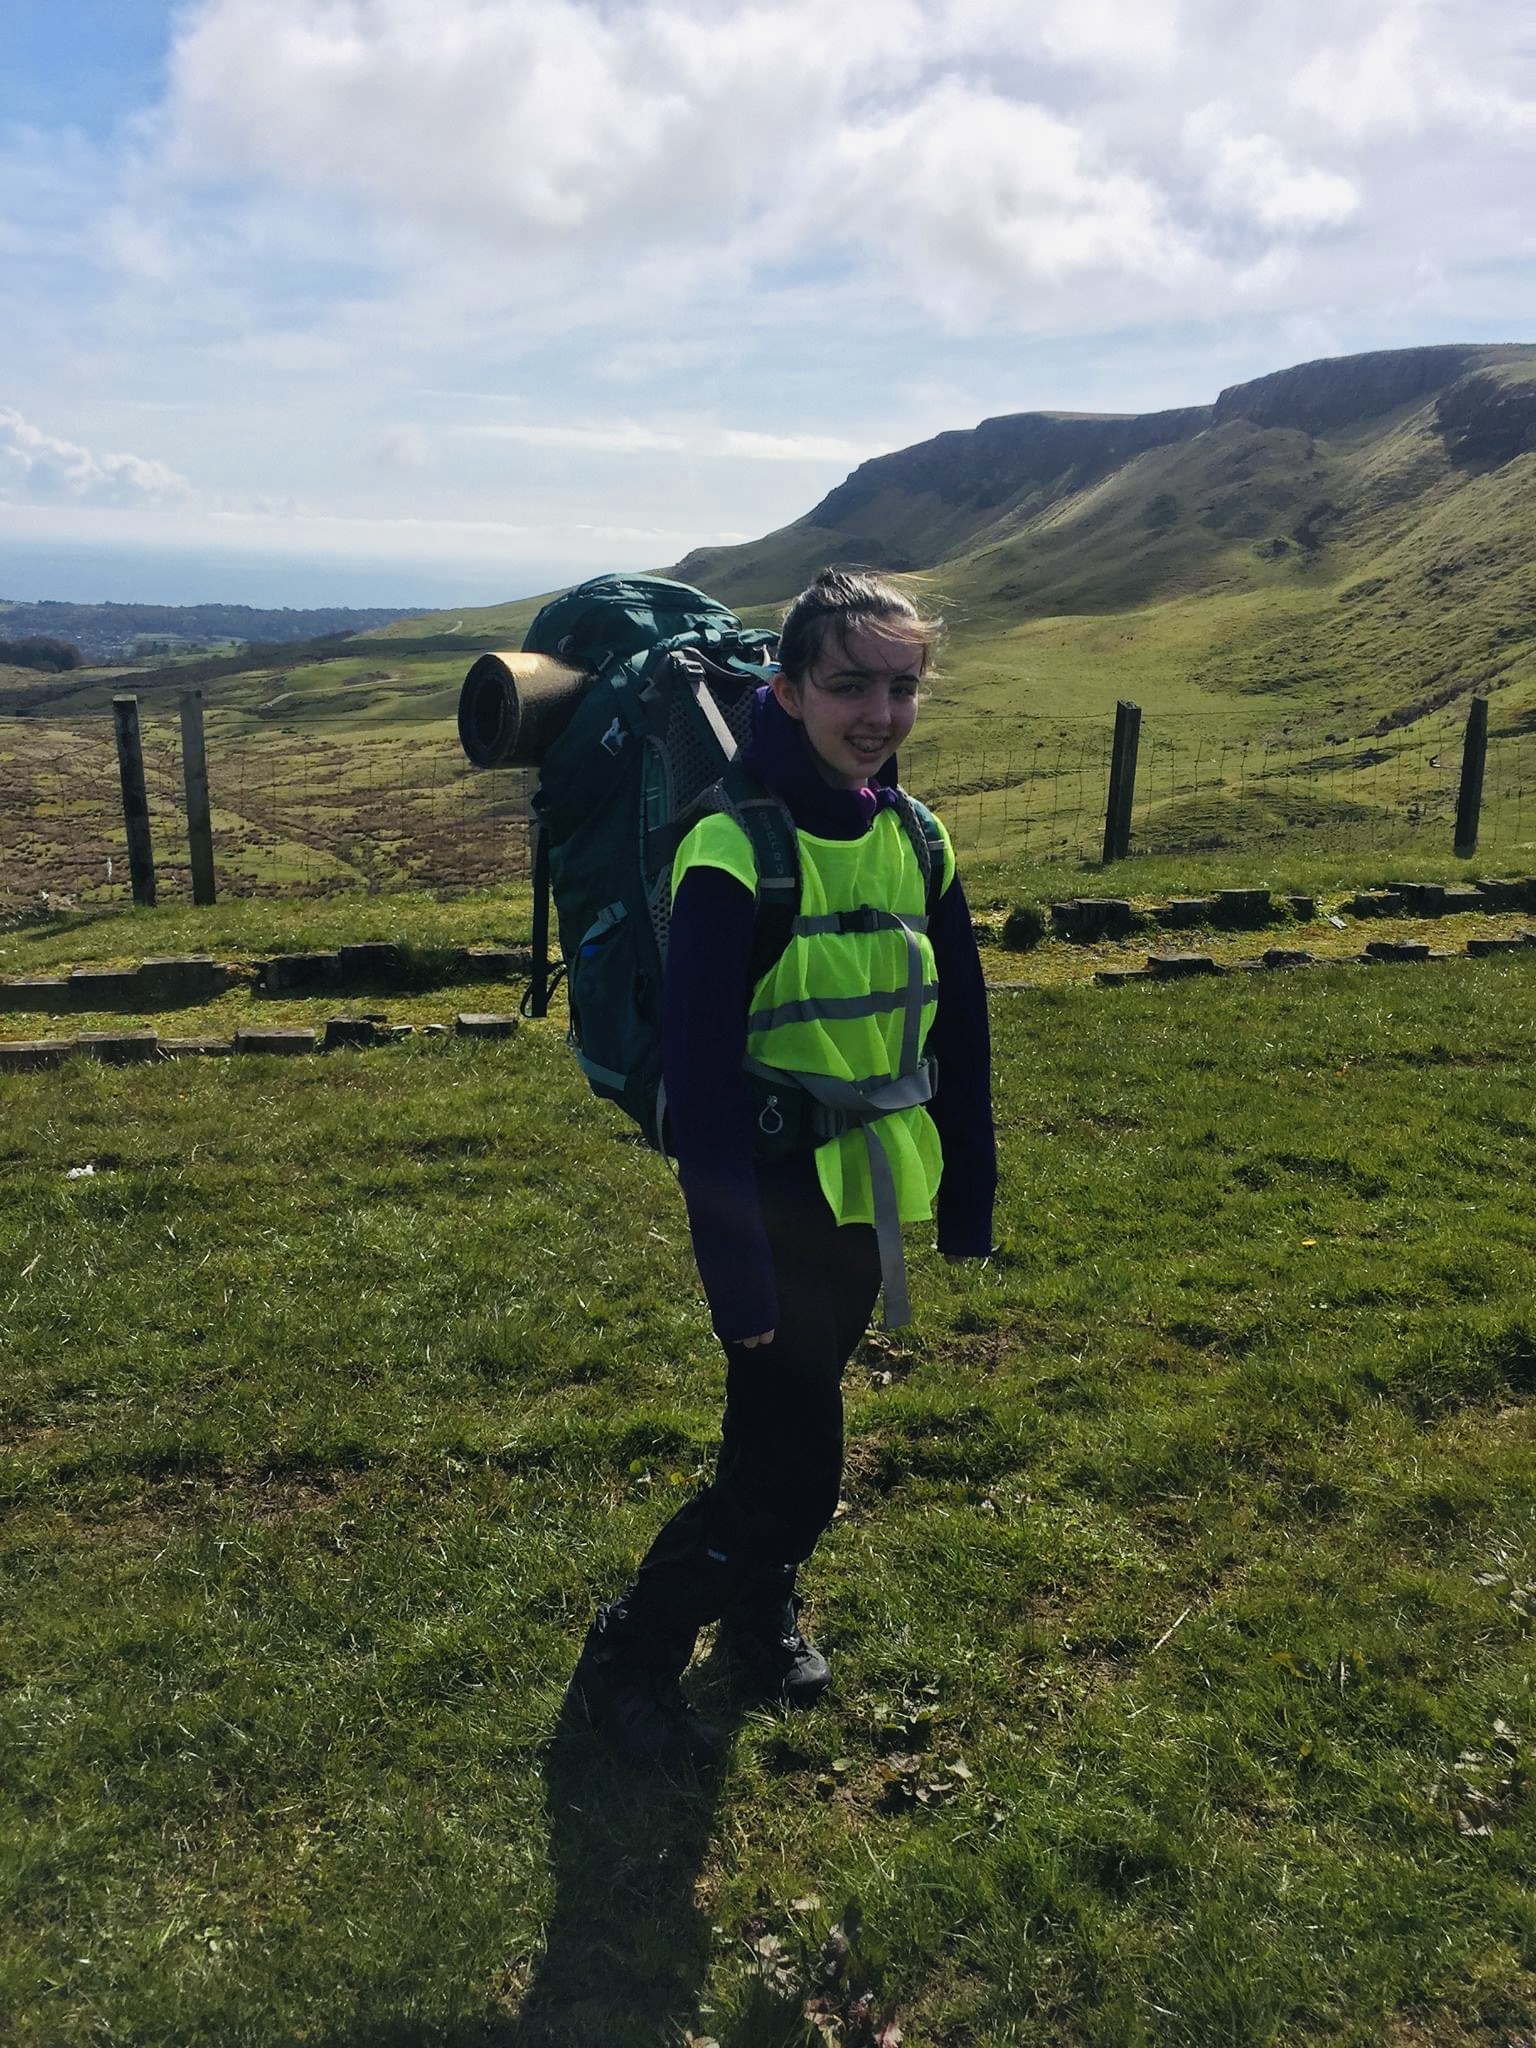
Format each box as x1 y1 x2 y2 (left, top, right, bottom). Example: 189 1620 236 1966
570 567 996 1766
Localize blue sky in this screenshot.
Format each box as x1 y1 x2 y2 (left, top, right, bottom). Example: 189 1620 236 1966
2 0 1533 609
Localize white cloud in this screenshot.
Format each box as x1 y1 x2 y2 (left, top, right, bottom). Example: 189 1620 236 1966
459 420 875 462
831 83 1201 319
465 421 688 456
0 408 192 506
364 423 433 471
5 0 1535 602
1186 107 1360 231
1292 6 1536 140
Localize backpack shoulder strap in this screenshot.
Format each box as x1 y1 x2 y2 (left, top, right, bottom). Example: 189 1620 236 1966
886 787 948 919
692 761 802 987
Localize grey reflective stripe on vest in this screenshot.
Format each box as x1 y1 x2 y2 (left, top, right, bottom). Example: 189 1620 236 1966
746 981 939 1036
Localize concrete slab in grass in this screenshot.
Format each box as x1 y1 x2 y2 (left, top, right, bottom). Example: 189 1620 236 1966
257 953 343 995
0 978 70 1014
1146 954 1221 979
0 1039 74 1071
76 1030 160 1063
1153 899 1214 929
1466 936 1530 957
1262 949 1315 968
323 1016 386 1051
236 1026 319 1055
1364 940 1432 963
456 1013 520 1037
338 943 404 980
159 1037 236 1057
67 966 143 1006
1213 888 1274 927
460 946 529 979
139 956 231 1004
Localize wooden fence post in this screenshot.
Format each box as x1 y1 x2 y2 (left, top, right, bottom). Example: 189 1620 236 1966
528 815 552 1018
112 694 156 907
1454 695 1489 857
1102 700 1142 864
179 690 217 905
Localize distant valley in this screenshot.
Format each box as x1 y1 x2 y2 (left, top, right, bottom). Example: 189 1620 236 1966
0 598 424 665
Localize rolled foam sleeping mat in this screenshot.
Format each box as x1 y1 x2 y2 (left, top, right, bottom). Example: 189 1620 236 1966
457 651 592 768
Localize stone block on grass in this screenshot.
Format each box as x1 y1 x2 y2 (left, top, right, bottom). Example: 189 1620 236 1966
0 1039 74 1071
67 966 143 1007
257 953 343 995
0 978 70 1013
1440 889 1490 914
1146 953 1221 979
236 1026 318 1055
323 1016 384 1051
1364 941 1431 963
1466 936 1528 957
139 956 230 1004
76 1030 160 1063
1471 879 1526 910
1389 882 1446 915
460 946 529 978
159 1037 235 1057
456 1012 520 1038
1283 895 1316 921
338 942 405 981
1262 949 1315 968
1051 898 1139 942
1153 899 1214 929
1351 891 1404 919
1213 888 1274 927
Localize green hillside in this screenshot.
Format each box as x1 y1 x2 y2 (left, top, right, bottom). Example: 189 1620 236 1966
339 342 1536 756
6 344 1535 906
662 343 1536 742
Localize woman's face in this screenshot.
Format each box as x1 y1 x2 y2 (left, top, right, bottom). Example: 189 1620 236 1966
772 618 924 789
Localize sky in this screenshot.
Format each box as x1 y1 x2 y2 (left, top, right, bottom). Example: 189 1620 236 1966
1 0 1533 610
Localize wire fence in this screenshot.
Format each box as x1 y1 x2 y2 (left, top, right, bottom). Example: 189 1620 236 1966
3 701 1534 912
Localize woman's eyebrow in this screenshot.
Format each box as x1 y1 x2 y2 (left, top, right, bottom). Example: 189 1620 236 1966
823 663 923 682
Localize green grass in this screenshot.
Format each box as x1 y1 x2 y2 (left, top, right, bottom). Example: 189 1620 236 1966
3 901 1534 2045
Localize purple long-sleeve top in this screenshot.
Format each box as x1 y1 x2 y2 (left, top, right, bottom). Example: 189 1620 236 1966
662 687 997 1342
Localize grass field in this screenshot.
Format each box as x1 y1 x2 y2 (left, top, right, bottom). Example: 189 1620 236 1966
3 886 1534 2046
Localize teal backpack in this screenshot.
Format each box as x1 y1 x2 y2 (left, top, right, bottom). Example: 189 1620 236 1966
524 573 944 1156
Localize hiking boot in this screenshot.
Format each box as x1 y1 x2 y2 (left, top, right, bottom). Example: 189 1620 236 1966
567 1603 723 1769
722 1596 831 1706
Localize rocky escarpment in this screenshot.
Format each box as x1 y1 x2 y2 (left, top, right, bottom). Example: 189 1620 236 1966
1434 370 1536 469
1211 345 1477 438
808 404 1211 529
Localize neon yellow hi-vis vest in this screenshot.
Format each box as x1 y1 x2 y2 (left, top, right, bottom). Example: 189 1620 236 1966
671 802 957 1248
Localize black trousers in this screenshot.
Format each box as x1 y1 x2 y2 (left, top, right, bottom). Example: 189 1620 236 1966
619 1151 882 1669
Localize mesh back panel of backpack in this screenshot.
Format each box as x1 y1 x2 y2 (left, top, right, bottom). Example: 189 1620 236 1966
645 666 759 949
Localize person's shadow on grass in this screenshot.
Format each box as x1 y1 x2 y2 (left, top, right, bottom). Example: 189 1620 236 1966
502 1649 751 2048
